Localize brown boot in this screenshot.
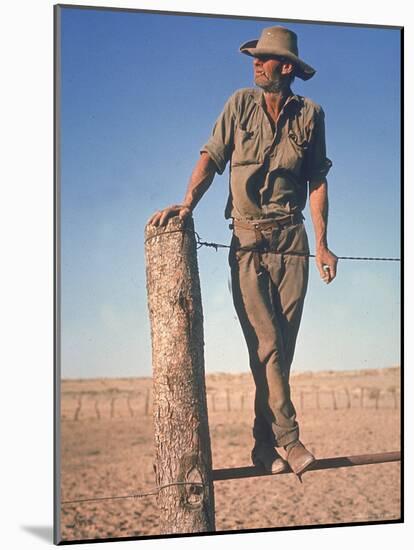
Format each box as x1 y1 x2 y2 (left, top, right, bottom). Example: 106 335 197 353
284 441 316 475
251 443 288 474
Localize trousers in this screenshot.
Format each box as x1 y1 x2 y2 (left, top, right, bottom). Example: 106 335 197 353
229 220 309 448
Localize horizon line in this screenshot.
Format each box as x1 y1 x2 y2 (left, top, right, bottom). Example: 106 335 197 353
61 364 400 382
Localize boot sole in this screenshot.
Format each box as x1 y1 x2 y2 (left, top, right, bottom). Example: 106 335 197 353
253 457 288 474
289 454 316 475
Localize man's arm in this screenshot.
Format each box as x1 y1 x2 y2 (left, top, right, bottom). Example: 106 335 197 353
309 178 338 284
148 152 218 227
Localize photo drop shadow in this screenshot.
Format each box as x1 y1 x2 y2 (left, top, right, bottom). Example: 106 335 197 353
21 525 53 543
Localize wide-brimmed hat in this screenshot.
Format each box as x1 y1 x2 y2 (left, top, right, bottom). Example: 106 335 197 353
240 26 316 81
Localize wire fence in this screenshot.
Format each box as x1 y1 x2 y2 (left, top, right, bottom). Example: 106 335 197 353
61 481 204 505
145 227 401 262
61 384 400 421
61 450 401 506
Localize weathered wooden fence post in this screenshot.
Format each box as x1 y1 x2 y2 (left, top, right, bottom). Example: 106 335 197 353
226 388 231 412
145 215 215 534
144 387 150 416
212 393 216 412
94 399 100 420
392 387 398 410
331 389 338 410
344 388 351 409
360 387 364 408
74 394 83 421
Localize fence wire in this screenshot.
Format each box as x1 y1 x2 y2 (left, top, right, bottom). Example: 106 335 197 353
61 450 401 506
145 228 401 262
61 481 206 505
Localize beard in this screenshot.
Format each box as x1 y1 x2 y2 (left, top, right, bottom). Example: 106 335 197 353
254 71 288 93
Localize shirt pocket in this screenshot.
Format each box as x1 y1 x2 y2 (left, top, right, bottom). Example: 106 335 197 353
288 126 311 153
232 126 261 166
284 123 312 174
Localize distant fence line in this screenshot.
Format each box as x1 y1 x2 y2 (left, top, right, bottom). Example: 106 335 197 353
61 385 400 421
62 387 152 421
207 386 400 413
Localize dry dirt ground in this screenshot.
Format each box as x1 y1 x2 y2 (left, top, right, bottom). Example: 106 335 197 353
59 367 401 543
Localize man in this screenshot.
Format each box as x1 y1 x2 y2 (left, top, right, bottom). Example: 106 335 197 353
149 26 338 477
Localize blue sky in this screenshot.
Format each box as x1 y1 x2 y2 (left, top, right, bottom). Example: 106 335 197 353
59 7 401 379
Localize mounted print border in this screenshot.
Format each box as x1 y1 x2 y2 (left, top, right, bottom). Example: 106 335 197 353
54 3 403 545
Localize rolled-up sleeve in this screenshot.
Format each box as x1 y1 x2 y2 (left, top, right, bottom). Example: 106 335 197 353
200 94 236 175
306 106 332 182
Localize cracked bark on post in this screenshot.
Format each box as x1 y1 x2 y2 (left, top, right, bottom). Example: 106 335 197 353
144 215 215 534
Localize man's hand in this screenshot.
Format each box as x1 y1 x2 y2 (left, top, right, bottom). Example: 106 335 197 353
148 204 192 227
315 247 338 284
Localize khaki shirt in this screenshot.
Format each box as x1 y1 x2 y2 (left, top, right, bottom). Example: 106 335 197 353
200 87 332 220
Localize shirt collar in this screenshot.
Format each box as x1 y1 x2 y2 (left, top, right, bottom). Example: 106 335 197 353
252 88 301 110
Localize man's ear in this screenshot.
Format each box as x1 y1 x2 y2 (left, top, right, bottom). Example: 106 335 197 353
281 63 294 76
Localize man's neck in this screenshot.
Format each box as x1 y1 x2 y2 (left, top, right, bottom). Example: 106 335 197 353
263 87 292 116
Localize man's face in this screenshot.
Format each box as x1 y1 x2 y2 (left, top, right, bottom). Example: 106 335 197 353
253 55 291 92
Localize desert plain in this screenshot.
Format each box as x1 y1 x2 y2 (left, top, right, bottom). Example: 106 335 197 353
59 366 401 543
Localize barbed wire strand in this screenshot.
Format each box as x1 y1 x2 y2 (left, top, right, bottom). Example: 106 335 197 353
145 228 400 262
61 480 206 505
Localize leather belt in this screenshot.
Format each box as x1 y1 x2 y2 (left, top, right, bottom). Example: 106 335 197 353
230 211 303 231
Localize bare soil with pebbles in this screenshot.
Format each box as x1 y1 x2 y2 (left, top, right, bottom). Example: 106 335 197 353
59 367 401 543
